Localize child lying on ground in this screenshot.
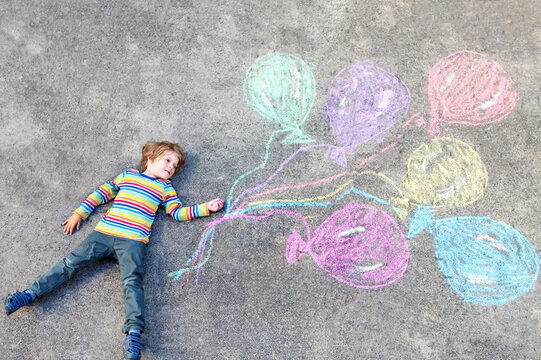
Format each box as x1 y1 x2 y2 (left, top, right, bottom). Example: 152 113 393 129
5 140 224 359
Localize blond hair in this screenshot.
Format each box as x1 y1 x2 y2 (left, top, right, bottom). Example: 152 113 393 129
141 141 185 174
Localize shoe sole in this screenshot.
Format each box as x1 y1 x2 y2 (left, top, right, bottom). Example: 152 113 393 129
4 297 12 316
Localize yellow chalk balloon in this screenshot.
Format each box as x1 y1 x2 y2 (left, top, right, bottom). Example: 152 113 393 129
404 137 487 208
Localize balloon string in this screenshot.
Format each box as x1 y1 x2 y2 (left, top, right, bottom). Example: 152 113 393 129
247 171 349 200
354 170 408 200
194 227 211 285
235 170 408 215
226 129 289 214
228 142 339 213
172 171 408 284
168 210 311 283
169 226 215 283
241 180 354 210
237 189 405 218
336 186 407 218
356 112 426 170
237 171 408 217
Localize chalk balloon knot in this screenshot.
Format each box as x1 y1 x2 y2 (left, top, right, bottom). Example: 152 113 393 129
407 205 436 238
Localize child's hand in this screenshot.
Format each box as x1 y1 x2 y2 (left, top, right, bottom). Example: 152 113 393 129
207 199 224 213
62 213 83 235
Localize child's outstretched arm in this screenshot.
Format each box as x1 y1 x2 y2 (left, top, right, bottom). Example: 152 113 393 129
163 183 224 221
63 171 124 235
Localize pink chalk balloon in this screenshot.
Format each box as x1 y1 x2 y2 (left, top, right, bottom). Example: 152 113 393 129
427 50 518 137
286 203 409 289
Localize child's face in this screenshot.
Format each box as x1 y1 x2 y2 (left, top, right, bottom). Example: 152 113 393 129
145 150 180 180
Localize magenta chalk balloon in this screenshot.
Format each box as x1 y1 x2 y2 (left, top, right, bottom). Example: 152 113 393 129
286 203 409 289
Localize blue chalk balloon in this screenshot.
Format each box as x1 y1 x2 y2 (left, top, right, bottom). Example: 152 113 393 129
409 205 540 306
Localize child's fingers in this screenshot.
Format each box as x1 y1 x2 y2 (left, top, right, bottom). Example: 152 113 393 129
207 199 224 212
63 221 74 235
212 199 224 212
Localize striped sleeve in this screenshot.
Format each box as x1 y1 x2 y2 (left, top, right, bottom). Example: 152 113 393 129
162 182 210 221
74 171 124 220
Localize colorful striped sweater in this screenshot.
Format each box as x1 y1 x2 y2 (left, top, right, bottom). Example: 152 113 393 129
74 169 209 243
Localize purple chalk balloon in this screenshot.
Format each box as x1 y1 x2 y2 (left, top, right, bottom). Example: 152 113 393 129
286 203 409 289
327 63 411 153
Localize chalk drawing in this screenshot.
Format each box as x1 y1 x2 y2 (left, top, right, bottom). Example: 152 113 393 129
240 57 412 208
227 143 341 214
425 50 518 138
227 56 414 214
169 169 409 286
236 170 406 218
408 205 540 306
179 171 409 289
229 52 329 214
243 52 316 145
232 134 489 220
238 179 354 211
168 209 312 285
168 51 538 305
287 203 409 289
402 137 488 209
327 62 411 167
353 51 518 169
169 194 410 288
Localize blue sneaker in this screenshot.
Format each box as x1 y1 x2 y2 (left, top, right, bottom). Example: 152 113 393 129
5 290 34 315
124 331 142 359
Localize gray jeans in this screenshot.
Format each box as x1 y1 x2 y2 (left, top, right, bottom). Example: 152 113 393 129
28 231 146 333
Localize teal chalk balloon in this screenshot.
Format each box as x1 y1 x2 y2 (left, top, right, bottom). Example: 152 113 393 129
409 205 540 306
243 53 316 144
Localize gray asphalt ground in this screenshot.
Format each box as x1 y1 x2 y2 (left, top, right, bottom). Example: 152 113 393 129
1 1 540 359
